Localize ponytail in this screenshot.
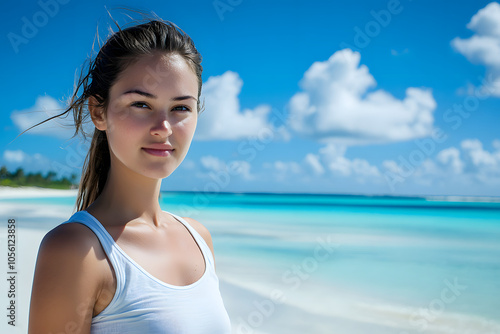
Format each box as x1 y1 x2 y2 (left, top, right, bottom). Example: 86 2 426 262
76 129 110 211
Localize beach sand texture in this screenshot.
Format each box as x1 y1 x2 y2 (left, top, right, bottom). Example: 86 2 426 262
1 187 500 334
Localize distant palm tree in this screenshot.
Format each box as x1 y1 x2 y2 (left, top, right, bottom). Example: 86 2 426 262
0 166 8 179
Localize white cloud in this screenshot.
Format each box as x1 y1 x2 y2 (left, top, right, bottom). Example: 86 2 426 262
460 139 499 174
274 161 302 180
318 143 381 180
493 139 500 150
350 159 382 178
263 160 303 182
3 150 26 163
382 160 400 175
200 155 254 180
468 2 500 37
10 96 75 139
493 140 500 161
451 2 500 96
450 139 500 184
266 143 381 184
200 155 226 172
196 71 287 141
192 139 500 195
288 49 437 145
233 161 252 180
382 139 500 192
319 143 347 163
325 156 352 177
416 159 440 177
436 147 464 174
180 159 196 170
2 150 51 170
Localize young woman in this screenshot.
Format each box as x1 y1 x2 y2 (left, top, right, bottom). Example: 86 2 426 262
28 19 232 333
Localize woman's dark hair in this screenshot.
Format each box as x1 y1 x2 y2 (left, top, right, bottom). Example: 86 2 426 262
26 17 203 211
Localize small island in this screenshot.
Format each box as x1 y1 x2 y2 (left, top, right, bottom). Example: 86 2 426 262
0 166 77 189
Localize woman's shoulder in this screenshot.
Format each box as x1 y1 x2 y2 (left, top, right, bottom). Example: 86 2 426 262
43 222 100 252
38 221 108 271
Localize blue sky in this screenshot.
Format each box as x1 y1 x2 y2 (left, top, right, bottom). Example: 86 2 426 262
2 0 500 197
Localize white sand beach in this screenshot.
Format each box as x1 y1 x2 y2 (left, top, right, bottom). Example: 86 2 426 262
0 186 78 199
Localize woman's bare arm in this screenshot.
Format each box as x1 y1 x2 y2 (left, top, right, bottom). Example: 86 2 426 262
28 223 105 333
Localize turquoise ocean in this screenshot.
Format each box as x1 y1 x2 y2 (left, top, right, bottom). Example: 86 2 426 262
1 191 500 333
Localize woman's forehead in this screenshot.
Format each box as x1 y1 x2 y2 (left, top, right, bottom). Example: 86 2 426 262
111 53 198 97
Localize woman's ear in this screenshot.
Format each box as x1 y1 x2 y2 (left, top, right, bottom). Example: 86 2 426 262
88 96 107 131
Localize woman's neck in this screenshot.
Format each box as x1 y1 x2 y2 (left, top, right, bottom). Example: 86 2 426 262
86 163 164 228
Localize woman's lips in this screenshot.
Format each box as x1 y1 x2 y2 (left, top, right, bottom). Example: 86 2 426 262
142 148 174 157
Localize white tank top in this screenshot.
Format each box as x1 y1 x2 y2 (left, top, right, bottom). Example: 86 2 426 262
60 210 232 333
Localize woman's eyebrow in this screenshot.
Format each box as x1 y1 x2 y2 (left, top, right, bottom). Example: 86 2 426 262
122 90 197 102
122 89 156 98
172 95 198 102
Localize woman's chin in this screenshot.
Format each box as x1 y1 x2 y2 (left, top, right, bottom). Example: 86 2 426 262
141 168 177 180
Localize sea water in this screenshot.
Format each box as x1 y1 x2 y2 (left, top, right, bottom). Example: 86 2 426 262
1 191 499 333
159 192 500 333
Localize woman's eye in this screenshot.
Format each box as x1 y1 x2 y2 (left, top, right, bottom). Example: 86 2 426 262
131 102 150 109
172 105 190 112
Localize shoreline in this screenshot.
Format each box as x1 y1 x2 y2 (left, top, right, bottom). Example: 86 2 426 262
0 186 78 199
1 186 500 203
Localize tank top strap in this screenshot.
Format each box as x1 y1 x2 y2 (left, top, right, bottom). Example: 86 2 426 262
165 211 216 272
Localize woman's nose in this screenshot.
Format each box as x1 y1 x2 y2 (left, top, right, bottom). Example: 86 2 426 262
151 117 172 138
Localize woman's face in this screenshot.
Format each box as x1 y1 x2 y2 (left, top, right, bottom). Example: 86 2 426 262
95 52 199 180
